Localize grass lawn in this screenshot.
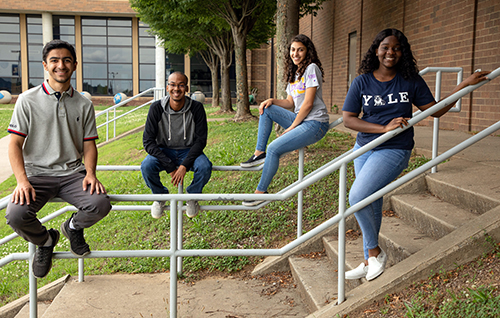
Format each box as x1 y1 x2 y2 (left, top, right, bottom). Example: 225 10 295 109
0 103 431 308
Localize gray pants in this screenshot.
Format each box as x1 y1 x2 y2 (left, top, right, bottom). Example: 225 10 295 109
5 172 111 246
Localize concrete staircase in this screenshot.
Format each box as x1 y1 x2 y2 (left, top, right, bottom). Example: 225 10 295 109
252 157 500 317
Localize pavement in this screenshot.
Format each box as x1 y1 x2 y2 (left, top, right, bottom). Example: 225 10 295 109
1 116 500 317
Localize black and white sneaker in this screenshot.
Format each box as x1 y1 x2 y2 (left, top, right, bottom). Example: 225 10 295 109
242 192 269 207
61 214 91 257
32 228 60 278
240 153 266 168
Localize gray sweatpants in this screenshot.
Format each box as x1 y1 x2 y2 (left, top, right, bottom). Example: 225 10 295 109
5 172 111 246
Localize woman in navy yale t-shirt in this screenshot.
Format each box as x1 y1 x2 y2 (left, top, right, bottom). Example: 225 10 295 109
342 28 489 282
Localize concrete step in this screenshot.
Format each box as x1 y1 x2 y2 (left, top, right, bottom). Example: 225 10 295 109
289 255 338 313
424 160 500 214
14 302 50 318
391 193 476 239
323 236 365 290
379 216 436 266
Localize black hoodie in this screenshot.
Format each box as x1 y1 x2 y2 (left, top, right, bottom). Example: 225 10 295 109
143 96 208 173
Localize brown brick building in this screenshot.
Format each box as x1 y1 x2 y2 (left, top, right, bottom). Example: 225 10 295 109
250 0 500 133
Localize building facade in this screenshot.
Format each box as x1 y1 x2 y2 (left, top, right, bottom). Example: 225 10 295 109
0 0 233 103
250 0 500 133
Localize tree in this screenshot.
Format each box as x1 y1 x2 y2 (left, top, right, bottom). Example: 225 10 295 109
130 0 235 111
203 0 276 121
275 0 327 99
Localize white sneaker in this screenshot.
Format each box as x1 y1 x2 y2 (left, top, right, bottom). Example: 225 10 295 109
366 249 387 281
151 201 165 219
345 262 369 280
186 200 200 218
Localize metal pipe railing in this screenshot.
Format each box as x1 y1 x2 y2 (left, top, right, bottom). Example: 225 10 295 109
0 67 498 317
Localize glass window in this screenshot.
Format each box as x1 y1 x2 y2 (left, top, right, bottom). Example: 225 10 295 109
83 36 107 46
0 44 21 61
0 23 20 33
0 13 21 94
108 27 131 36
139 47 155 63
82 17 134 96
109 64 132 79
83 47 107 62
28 62 44 78
82 26 106 36
108 36 132 46
83 64 108 79
109 47 131 63
139 64 155 80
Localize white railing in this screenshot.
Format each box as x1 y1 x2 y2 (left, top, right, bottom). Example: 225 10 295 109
0 67 498 317
95 87 165 141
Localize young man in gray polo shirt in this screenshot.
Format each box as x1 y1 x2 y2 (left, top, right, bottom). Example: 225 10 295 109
6 40 111 278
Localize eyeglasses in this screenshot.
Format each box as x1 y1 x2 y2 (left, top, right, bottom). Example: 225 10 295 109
168 83 186 89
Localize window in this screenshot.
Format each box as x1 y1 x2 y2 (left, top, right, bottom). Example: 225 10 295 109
82 17 133 96
0 14 22 94
27 15 44 89
138 22 185 95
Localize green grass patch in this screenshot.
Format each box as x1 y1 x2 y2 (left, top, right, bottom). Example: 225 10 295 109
0 115 431 306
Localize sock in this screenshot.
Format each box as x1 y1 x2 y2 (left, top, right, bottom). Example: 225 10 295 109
69 218 77 230
43 234 53 247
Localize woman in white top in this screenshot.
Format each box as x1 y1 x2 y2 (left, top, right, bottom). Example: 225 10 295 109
241 34 330 206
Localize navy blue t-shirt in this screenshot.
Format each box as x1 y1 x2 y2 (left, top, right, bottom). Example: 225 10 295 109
343 72 435 150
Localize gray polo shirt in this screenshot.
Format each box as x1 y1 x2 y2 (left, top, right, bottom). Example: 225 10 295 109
8 81 98 177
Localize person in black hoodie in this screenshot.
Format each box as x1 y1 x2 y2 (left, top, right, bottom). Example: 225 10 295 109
141 72 212 218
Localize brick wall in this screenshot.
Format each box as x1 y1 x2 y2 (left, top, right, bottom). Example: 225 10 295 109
276 0 500 132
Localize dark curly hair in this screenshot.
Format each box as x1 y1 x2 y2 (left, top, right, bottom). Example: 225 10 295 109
284 34 324 83
42 39 77 63
358 28 419 80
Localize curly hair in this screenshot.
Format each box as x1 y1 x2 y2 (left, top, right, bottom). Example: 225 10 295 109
358 28 419 80
284 34 324 83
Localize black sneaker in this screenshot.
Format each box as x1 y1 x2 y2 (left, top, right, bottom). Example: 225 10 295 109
240 153 266 168
32 228 60 278
61 215 91 257
242 192 269 207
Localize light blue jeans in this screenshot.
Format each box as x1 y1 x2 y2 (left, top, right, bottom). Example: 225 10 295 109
255 105 329 192
349 142 412 260
141 148 212 194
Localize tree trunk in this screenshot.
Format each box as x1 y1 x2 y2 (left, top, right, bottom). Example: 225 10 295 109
219 50 233 113
210 66 220 108
233 31 252 121
276 0 300 100
198 50 220 107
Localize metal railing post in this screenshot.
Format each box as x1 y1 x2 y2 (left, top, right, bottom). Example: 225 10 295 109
78 258 84 282
28 243 37 318
169 199 178 318
106 112 109 141
177 181 183 275
113 108 117 139
297 148 304 238
432 70 442 174
337 163 347 305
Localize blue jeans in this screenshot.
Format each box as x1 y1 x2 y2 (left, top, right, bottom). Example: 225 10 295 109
255 105 329 192
141 148 212 195
349 143 411 260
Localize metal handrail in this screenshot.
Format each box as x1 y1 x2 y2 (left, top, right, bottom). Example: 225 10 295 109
95 87 164 141
0 67 498 317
